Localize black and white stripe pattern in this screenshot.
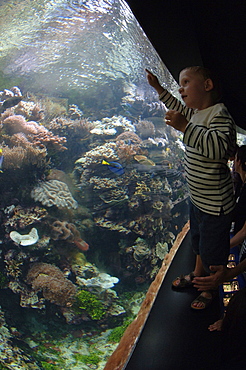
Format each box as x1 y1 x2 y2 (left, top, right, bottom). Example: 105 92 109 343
160 90 236 215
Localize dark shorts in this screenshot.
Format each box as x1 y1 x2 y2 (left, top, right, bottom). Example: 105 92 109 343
189 201 233 274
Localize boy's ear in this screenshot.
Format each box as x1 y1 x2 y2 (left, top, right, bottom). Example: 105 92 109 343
204 78 214 91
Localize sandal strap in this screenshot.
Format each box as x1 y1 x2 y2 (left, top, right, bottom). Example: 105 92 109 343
172 272 195 288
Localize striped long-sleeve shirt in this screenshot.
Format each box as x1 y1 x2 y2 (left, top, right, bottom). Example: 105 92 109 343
159 90 236 215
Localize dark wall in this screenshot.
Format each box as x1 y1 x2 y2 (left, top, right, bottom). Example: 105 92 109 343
126 0 246 130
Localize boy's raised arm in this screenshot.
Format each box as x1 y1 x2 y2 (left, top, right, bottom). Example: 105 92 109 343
145 69 165 95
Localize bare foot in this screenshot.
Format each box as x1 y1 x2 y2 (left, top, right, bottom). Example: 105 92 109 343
208 319 223 331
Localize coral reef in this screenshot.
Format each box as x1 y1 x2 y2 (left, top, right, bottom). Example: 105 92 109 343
31 180 78 209
0 307 40 369
0 66 190 369
26 263 77 307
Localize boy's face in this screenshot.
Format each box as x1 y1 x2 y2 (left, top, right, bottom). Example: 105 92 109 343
178 69 209 110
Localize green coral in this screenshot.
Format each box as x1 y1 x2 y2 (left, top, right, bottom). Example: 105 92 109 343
75 290 105 320
0 272 7 289
74 352 102 365
40 362 59 370
108 319 132 343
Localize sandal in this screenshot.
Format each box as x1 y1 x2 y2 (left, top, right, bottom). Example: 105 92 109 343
191 290 217 310
172 272 195 289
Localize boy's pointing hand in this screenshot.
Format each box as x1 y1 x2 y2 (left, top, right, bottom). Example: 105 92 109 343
165 110 188 133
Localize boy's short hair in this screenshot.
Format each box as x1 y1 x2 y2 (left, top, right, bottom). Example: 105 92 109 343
181 66 222 103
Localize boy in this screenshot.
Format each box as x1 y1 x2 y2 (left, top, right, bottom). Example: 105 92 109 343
146 67 236 309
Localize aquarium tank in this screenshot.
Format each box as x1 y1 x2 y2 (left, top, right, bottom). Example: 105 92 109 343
0 0 203 368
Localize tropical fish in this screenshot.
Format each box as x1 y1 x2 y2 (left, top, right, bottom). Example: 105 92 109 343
0 95 23 114
134 155 156 166
0 149 3 173
102 160 124 175
129 163 181 178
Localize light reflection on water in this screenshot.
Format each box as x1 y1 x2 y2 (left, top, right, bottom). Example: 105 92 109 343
0 0 178 96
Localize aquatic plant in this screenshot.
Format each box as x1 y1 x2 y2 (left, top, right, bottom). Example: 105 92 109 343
73 352 102 365
75 289 105 320
40 362 59 370
108 319 133 343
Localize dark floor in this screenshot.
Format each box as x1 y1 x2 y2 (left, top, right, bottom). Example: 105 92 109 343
125 231 224 370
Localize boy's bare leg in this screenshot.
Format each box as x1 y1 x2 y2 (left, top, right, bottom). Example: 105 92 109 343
173 255 206 286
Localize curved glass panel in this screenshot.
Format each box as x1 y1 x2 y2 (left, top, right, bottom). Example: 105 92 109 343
0 0 190 368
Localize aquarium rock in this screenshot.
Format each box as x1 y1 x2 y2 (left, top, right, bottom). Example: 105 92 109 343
9 227 39 246
155 242 169 260
31 179 78 209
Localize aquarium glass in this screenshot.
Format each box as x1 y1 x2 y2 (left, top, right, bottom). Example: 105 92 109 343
0 0 191 368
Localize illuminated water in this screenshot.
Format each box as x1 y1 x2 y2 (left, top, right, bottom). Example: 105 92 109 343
0 1 190 369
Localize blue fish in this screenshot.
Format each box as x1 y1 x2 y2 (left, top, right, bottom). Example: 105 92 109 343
102 160 124 176
0 149 4 173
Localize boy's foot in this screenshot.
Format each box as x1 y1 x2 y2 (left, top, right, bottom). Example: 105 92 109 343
172 272 195 289
191 290 216 310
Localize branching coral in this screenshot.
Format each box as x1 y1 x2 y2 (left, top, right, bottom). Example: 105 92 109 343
26 262 77 307
31 180 78 209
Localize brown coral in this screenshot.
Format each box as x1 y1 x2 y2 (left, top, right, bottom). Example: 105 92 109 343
26 262 77 306
50 220 89 251
50 220 80 241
